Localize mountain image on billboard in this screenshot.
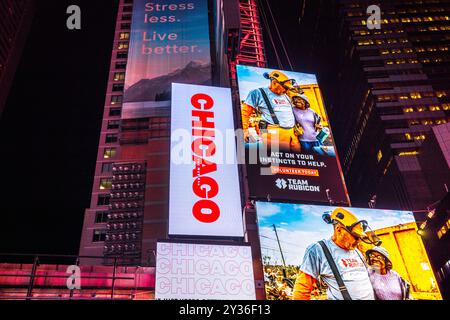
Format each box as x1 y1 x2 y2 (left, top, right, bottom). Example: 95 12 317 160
122 0 212 118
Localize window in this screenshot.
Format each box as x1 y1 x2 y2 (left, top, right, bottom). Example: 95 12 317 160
112 84 124 92
109 108 121 117
103 148 117 159
107 120 120 130
114 72 125 81
117 52 128 59
115 61 127 69
97 194 110 206
410 92 422 99
102 162 113 173
398 151 419 156
377 150 383 163
119 32 130 40
437 225 447 239
121 14 132 21
118 42 129 50
100 178 113 190
92 229 107 242
95 211 108 223
121 23 131 30
105 134 118 143
111 95 122 105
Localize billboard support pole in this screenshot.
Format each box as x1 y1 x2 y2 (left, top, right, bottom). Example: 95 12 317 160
272 224 287 278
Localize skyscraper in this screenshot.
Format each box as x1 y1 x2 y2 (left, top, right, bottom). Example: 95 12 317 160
0 0 35 116
78 0 266 282
303 0 450 210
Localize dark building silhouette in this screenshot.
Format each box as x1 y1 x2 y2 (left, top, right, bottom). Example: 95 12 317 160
301 0 450 210
0 0 35 116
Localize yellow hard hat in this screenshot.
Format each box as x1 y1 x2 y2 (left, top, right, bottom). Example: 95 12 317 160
323 207 382 246
263 70 296 89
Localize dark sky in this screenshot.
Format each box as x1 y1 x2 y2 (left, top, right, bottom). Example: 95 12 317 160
0 0 311 255
0 0 119 254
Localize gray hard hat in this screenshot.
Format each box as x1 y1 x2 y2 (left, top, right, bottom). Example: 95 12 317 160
292 93 309 103
366 246 392 266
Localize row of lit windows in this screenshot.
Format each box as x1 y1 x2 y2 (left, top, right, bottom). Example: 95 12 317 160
385 57 450 64
415 46 450 52
357 38 409 46
398 16 450 23
409 119 448 126
437 219 450 239
404 133 426 141
359 15 450 26
398 151 419 156
380 46 449 55
377 91 439 102
404 104 450 113
355 29 404 36
415 25 450 32
348 7 446 16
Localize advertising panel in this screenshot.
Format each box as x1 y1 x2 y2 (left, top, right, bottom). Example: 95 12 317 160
169 83 243 237
255 201 442 300
155 242 256 300
122 0 212 119
236 65 349 205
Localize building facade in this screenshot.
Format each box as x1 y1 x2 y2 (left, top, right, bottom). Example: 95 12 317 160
304 0 450 210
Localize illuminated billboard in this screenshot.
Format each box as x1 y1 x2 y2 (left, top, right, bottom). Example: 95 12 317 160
256 201 442 300
122 0 212 119
236 65 349 205
155 242 256 300
169 83 243 237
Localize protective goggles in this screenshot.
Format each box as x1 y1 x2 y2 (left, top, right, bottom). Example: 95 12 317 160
277 79 296 89
342 220 382 246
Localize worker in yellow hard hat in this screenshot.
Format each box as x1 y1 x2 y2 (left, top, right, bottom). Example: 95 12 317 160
241 70 300 152
293 207 381 300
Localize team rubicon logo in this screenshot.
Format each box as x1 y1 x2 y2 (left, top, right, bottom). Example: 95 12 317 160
275 178 288 190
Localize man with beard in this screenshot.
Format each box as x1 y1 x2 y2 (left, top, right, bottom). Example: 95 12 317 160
241 70 300 152
293 208 381 300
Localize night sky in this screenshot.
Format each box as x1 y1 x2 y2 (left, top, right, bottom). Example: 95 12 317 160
0 0 119 254
0 0 313 255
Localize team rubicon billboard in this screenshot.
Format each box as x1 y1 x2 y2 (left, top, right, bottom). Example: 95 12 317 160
122 0 212 119
236 65 350 205
169 83 244 237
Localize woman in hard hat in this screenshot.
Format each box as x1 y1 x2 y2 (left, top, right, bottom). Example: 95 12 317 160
366 246 412 300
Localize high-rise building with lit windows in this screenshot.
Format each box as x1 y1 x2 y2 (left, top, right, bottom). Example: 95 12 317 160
301 0 450 210
78 0 265 294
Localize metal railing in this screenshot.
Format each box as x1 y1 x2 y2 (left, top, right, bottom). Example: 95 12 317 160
0 253 154 300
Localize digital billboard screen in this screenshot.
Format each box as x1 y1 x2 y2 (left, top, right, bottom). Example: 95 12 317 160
122 0 212 119
236 65 349 205
155 242 256 300
255 201 442 300
168 83 244 238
